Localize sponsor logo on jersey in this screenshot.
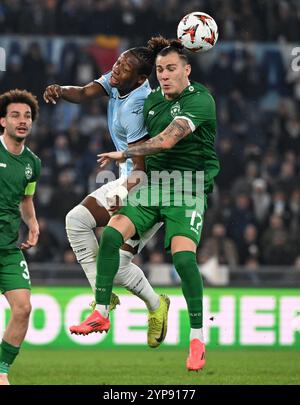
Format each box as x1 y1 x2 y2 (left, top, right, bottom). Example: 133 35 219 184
0 162 7 168
25 163 33 180
148 110 155 116
132 107 143 115
188 85 194 92
170 102 181 118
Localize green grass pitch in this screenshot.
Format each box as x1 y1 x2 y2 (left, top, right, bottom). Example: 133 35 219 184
9 348 300 385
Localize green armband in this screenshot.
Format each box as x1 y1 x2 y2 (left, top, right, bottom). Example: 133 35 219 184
24 181 36 196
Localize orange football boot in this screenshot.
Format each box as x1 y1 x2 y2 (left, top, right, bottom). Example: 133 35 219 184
0 373 10 385
186 339 206 371
69 310 110 335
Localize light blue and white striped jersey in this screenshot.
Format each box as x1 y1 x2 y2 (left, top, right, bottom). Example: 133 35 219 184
95 71 151 177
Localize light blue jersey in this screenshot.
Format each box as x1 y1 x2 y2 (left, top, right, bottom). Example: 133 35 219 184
95 72 151 177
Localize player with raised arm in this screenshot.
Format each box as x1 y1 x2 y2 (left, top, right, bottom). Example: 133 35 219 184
75 40 220 371
0 90 41 385
43 37 170 348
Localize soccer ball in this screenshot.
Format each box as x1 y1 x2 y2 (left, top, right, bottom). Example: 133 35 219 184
177 11 218 53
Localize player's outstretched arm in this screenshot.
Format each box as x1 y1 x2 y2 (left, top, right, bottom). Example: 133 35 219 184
20 195 39 250
43 81 107 104
97 118 191 165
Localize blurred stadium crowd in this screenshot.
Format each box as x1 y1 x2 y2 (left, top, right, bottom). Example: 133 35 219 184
0 0 300 272
0 0 300 42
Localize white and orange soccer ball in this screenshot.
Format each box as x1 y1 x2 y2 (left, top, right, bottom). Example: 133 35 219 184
177 11 218 53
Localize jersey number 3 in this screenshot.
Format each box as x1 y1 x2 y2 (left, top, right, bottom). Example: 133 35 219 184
20 260 31 282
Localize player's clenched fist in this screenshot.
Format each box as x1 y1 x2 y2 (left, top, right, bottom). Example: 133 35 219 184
43 84 62 104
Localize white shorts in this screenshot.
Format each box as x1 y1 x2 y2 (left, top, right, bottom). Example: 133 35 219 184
89 179 163 253
89 177 125 210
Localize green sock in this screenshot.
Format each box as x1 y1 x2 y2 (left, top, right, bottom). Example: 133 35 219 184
0 340 20 373
95 226 124 305
173 251 203 328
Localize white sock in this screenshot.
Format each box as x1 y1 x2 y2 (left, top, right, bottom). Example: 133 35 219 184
190 328 204 342
81 262 96 293
114 250 160 311
65 205 98 290
95 304 109 318
66 206 160 311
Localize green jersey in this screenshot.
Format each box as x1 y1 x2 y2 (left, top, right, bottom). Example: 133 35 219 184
0 137 41 249
144 81 220 194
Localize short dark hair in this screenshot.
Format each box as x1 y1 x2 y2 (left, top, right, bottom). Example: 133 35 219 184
0 89 39 133
157 39 189 64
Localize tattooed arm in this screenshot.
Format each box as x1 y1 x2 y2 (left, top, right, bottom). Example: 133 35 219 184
124 118 191 157
97 118 192 167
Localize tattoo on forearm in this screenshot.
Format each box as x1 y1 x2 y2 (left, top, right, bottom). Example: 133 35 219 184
124 136 165 157
123 119 191 158
167 119 190 140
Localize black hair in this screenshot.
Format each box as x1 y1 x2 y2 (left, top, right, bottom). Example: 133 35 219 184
157 39 189 64
130 35 175 76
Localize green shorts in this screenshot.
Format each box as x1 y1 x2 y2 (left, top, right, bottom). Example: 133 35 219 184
0 248 31 294
118 186 207 251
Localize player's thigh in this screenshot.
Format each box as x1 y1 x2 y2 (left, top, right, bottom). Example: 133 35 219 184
162 195 207 251
81 196 110 227
83 178 125 226
134 222 164 254
88 178 124 210
107 214 137 242
171 235 197 254
117 204 160 242
0 249 31 295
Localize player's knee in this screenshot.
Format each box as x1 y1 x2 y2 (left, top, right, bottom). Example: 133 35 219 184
173 253 184 270
12 302 32 320
66 206 77 231
65 205 95 232
65 205 81 230
173 251 197 276
101 226 124 253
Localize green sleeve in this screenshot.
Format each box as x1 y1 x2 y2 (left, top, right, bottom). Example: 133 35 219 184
176 91 216 131
25 157 41 195
31 157 41 182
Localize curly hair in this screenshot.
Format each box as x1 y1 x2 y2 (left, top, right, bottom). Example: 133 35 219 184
0 89 39 133
130 36 189 76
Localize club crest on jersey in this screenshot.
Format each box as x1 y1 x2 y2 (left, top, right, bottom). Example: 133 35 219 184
170 102 181 118
25 163 33 180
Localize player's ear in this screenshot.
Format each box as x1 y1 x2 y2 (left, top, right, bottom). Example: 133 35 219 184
185 64 191 77
0 117 6 129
